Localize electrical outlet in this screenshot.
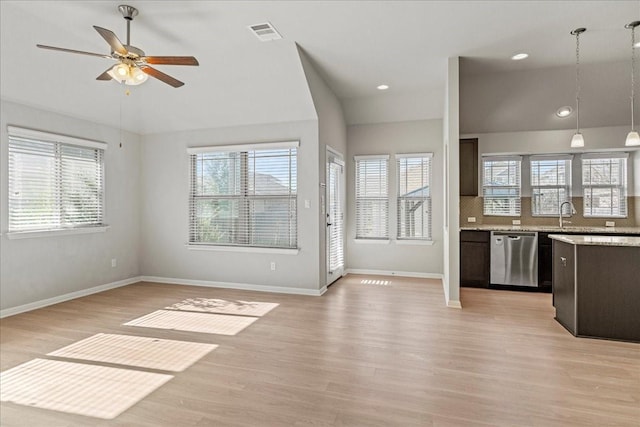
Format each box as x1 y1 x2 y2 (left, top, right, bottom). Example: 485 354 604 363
512 220 521 225
605 221 615 227
467 217 476 223
270 262 276 271
304 199 311 209
111 258 117 268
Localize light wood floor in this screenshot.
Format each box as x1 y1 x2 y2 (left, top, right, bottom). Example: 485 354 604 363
1 275 639 426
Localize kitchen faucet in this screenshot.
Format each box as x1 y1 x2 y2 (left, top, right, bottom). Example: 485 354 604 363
559 201 577 229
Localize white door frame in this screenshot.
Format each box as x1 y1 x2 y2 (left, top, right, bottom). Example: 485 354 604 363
326 146 345 286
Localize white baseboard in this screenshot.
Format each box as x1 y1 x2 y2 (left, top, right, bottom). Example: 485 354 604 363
140 276 327 296
344 269 443 280
0 276 142 319
447 299 462 309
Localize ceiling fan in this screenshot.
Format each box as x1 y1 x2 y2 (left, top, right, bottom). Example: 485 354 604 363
36 4 199 88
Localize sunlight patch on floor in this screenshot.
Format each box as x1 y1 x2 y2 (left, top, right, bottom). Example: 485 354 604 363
0 358 172 419
47 333 217 372
360 279 391 286
123 310 258 335
166 298 278 317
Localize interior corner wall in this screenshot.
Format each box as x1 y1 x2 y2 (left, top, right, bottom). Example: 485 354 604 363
0 100 141 311
443 57 461 307
345 120 444 275
138 119 322 292
297 46 347 286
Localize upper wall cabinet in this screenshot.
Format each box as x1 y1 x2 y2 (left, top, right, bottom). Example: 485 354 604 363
460 138 478 196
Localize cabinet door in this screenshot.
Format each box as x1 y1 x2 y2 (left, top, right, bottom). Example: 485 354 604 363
460 241 489 287
538 244 553 289
552 241 575 334
460 138 478 196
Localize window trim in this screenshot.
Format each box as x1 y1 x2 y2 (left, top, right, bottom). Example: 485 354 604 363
530 154 573 217
354 154 390 240
482 155 522 217
187 141 299 249
7 126 107 235
581 152 628 218
395 153 433 241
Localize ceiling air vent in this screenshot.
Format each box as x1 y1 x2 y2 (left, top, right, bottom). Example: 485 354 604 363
248 22 282 41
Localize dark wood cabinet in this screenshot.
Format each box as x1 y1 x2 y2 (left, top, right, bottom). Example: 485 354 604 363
460 231 489 287
459 138 478 196
552 240 640 342
552 240 575 332
538 233 552 289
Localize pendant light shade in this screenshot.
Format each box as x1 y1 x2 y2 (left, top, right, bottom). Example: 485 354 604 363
625 21 640 147
571 133 585 148
570 28 586 148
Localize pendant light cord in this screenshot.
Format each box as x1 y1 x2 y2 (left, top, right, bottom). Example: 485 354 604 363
575 30 581 134
631 24 636 131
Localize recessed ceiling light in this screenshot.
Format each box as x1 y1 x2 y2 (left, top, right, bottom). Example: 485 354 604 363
377 84 389 90
635 41 640 48
556 106 573 118
511 53 529 61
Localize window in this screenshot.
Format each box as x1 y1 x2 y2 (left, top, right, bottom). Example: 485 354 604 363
582 153 628 218
188 141 298 249
355 155 389 239
482 156 522 216
530 155 572 216
8 127 106 233
396 153 432 240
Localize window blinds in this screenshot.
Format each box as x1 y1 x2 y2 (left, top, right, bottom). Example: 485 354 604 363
582 153 628 218
355 155 389 239
8 128 106 232
482 156 522 216
530 155 572 216
327 157 344 273
189 143 298 249
396 153 432 240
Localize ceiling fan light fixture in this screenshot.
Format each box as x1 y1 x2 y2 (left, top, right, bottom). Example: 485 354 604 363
107 63 147 86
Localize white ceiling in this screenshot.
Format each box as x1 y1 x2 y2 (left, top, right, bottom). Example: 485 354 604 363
1 1 639 134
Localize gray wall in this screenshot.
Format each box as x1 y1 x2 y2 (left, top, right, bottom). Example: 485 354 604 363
0 100 141 310
462 125 639 197
460 60 632 134
139 119 323 292
298 47 347 286
346 119 444 275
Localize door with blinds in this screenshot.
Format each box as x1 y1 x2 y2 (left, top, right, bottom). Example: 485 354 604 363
326 149 345 285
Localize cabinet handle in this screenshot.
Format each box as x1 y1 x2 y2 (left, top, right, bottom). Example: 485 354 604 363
560 256 567 267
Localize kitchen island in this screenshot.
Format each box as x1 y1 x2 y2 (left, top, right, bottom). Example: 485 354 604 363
550 234 640 342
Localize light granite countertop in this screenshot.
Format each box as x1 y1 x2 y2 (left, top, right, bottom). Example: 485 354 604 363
459 225 640 234
548 234 640 247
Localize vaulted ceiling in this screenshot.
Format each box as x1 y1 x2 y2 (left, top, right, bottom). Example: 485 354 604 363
1 1 638 134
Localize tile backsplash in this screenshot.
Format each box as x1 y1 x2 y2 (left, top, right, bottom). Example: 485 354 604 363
460 196 639 227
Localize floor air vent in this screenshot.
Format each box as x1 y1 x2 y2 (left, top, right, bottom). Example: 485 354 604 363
249 22 282 41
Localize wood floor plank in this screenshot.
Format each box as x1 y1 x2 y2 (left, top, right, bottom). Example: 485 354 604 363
1 275 638 426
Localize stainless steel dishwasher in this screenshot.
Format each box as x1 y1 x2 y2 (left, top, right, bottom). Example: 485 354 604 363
490 231 538 286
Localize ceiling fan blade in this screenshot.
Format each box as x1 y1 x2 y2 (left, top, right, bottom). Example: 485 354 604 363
141 56 199 66
140 65 184 88
93 26 127 55
96 68 113 81
37 44 113 59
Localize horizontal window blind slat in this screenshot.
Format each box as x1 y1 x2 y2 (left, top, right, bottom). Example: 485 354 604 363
355 157 389 239
8 134 105 232
190 147 297 249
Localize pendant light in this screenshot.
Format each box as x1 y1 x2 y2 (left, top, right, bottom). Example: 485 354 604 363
625 21 640 147
570 28 586 148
